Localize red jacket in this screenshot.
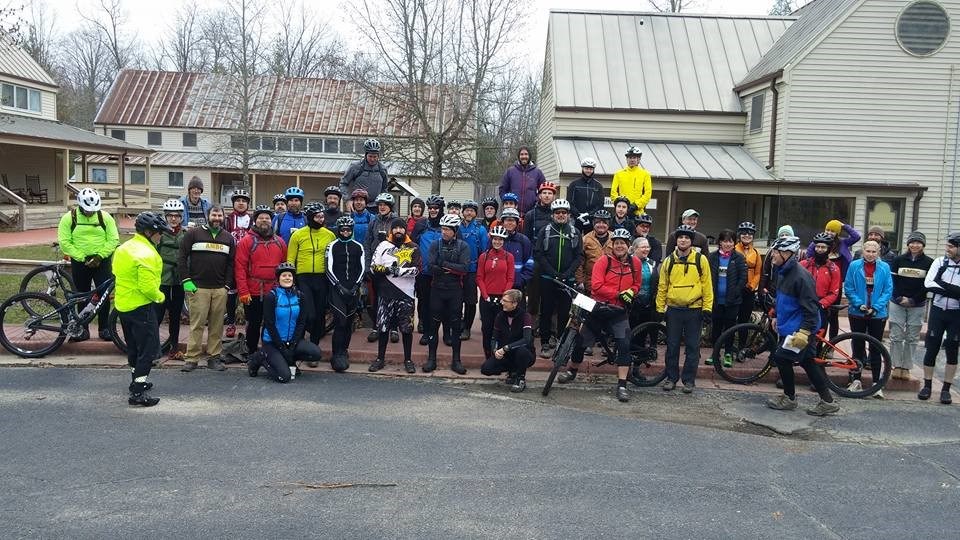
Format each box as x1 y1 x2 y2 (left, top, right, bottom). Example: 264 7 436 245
235 231 288 298
591 254 641 307
800 258 841 309
477 248 515 298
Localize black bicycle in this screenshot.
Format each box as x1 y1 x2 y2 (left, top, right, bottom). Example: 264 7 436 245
109 307 176 356
0 278 114 358
542 278 667 396
18 242 76 311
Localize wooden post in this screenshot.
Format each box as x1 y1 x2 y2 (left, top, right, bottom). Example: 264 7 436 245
145 154 152 204
81 153 87 182
119 153 126 206
252 173 257 203
62 148 70 205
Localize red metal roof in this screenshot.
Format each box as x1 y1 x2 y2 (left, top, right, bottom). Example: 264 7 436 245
95 70 452 137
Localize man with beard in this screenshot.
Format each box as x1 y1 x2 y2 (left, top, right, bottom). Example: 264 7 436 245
578 209 614 296
524 182 557 317
273 186 306 244
458 200 488 340
424 213 471 374
364 193 400 343
888 231 933 381
326 216 366 372
412 195 445 344
287 203 336 354
499 208 534 292
340 138 389 212
498 146 546 214
567 157 604 234
224 188 252 338
323 186 343 226
535 199 584 358
236 205 288 356
368 218 421 373
178 206 235 372
272 194 287 215
480 197 498 230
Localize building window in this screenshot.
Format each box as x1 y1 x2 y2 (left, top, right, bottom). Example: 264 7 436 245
147 131 162 146
323 139 338 153
897 1 950 56
293 138 308 152
91 168 108 183
129 170 146 185
230 135 244 149
749 93 764 132
277 137 292 151
0 83 41 112
308 138 323 152
168 171 184 187
339 139 358 154
183 133 197 147
247 136 260 150
764 194 855 244
261 137 276 151
866 198 904 250
111 129 126 141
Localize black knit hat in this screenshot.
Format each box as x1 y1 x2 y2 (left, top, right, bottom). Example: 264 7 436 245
188 176 204 192
389 217 406 231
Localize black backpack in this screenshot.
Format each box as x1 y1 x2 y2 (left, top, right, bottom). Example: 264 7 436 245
70 208 105 232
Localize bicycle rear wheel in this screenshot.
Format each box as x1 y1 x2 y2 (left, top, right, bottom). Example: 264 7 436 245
712 323 776 384
628 321 668 387
818 331 891 398
108 309 175 356
19 265 75 312
0 292 68 358
542 326 578 396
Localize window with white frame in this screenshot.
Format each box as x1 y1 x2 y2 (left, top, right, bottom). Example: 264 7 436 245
749 93 764 132
111 129 126 141
91 168 108 183
147 131 162 146
0 83 42 113
168 171 184 187
183 133 197 147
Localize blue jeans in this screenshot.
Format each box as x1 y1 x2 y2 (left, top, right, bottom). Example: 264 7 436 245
665 306 702 384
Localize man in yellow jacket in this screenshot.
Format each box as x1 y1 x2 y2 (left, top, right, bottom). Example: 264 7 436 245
112 212 171 407
287 203 336 355
657 224 713 393
611 146 652 216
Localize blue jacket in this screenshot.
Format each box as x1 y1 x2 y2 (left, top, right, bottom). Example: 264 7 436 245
773 257 821 337
504 230 534 288
416 221 442 276
261 286 304 345
459 219 489 272
273 211 305 245
178 196 212 225
844 258 893 319
351 209 373 250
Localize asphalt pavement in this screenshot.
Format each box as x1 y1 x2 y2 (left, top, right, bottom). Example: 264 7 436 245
1 367 959 539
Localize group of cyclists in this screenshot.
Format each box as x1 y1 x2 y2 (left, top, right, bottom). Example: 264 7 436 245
55 141 960 410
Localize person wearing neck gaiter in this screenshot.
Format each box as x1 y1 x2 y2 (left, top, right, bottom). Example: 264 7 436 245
707 230 746 368
368 219 421 374
178 205 235 372
235 206 288 357
844 240 893 397
287 203 336 351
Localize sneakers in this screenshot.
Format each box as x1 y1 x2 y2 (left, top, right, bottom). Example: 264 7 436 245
422 356 437 373
460 328 471 341
539 342 555 358
98 329 113 341
682 382 695 394
766 394 798 410
918 386 932 400
368 358 385 372
207 356 226 371
403 359 416 374
847 379 863 392
704 357 714 366
450 361 467 375
225 324 236 338
722 353 733 368
583 346 593 357
662 379 676 391
181 361 198 372
511 378 527 393
871 389 885 400
367 330 379 343
806 400 840 416
616 386 630 402
941 389 953 405
419 334 430 346
128 392 160 407
306 360 320 368
557 370 576 384
390 330 400 343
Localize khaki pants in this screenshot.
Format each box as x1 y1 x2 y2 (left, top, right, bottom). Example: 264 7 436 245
186 287 228 360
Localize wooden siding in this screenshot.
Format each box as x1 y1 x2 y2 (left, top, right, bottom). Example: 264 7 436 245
784 0 959 246
553 110 745 144
40 90 56 121
740 80 789 176
537 35 559 182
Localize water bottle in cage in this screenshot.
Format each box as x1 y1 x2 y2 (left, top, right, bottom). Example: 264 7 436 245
78 293 100 318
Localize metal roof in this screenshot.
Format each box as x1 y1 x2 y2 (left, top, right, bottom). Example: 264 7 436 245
0 40 57 88
83 151 430 176
555 139 775 181
738 0 859 88
95 70 454 137
548 10 794 113
0 113 151 153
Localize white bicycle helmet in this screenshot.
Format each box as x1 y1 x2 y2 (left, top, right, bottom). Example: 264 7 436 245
161 199 184 213
489 225 508 239
439 214 462 228
770 235 801 253
77 188 101 212
374 192 395 207
611 228 632 242
550 199 571 212
580 157 597 168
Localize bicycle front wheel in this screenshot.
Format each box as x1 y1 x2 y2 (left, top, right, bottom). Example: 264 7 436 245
712 323 776 384
19 265 75 310
109 309 175 356
542 326 578 396
818 331 892 398
628 321 668 387
0 292 68 358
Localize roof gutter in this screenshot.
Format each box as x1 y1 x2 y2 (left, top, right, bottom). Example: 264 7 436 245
767 78 779 170
733 69 783 94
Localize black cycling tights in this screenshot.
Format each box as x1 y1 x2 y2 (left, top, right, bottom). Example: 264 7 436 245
774 340 833 402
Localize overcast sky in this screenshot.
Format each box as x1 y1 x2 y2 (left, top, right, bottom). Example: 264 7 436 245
47 0 782 67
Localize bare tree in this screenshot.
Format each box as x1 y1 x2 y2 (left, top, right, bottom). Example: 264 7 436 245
78 0 140 73
769 0 809 15
58 24 113 129
647 0 696 12
268 0 344 78
157 4 209 72
474 70 541 184
350 0 528 193
21 0 57 71
0 1 22 43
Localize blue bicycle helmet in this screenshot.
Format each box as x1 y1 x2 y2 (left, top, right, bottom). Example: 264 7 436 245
285 186 305 200
502 192 519 204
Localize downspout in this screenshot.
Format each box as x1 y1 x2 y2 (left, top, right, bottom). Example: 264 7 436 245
952 78 960 232
766 78 779 170
912 188 923 232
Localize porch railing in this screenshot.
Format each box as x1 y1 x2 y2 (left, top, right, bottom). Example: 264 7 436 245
0 185 27 231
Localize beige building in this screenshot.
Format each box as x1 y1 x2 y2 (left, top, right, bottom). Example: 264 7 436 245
538 0 958 250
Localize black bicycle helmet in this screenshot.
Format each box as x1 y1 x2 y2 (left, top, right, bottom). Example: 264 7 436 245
637 213 653 225
480 196 498 210
135 212 173 235
674 224 697 239
592 209 611 221
252 204 274 220
336 215 355 229
462 199 479 211
426 194 445 208
812 231 834 245
737 221 757 234
324 186 342 198
304 203 323 219
613 196 631 207
273 193 286 204
275 262 296 278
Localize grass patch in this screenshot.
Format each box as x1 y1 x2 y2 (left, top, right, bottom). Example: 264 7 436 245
0 236 134 261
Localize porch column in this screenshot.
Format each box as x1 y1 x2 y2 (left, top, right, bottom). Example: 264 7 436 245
145 155 152 204
251 173 257 202
296 174 301 189
119 153 126 206
81 153 87 182
62 148 70 205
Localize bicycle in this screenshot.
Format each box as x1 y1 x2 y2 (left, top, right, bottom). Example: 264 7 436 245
542 278 667 396
0 278 114 358
18 242 76 309
109 307 176 356
710 302 891 398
